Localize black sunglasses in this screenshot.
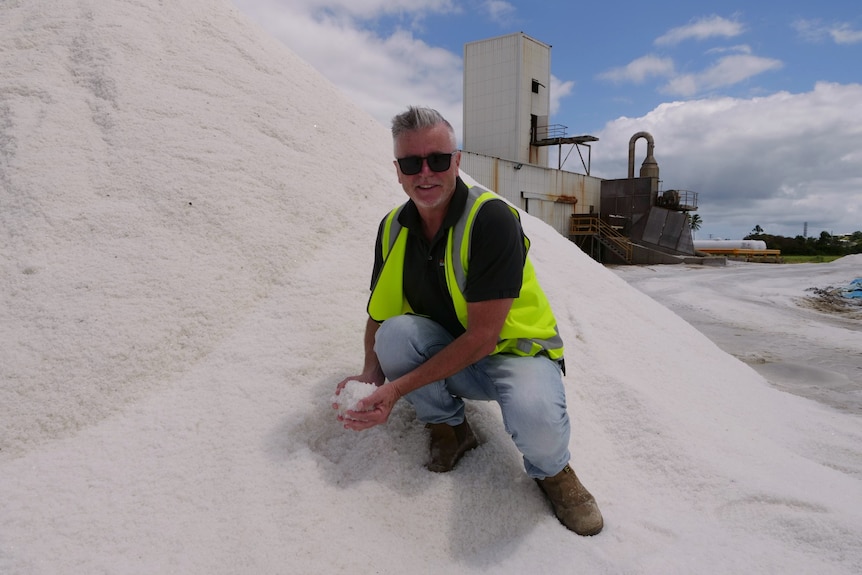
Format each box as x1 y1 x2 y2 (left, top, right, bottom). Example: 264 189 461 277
396 151 457 175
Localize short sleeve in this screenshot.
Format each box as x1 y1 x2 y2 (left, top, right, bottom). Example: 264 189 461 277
463 200 526 302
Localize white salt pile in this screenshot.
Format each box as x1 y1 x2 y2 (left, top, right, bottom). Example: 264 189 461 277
332 380 378 416
3 2 861 573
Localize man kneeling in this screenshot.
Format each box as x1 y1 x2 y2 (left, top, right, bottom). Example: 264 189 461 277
334 106 603 536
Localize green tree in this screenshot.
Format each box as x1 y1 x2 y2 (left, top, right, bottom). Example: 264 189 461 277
688 213 702 239
741 229 862 256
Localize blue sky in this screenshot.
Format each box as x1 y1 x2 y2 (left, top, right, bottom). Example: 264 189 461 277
232 0 862 240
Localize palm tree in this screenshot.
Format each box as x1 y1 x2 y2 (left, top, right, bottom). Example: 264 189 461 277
688 213 702 239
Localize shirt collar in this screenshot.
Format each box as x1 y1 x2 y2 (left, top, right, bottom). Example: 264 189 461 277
398 177 469 238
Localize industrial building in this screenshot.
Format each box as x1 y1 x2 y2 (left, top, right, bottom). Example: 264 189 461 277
460 32 705 265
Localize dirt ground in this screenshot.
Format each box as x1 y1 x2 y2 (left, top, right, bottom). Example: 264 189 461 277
800 285 862 319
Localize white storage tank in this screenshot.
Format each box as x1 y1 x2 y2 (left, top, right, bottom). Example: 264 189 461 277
694 239 768 250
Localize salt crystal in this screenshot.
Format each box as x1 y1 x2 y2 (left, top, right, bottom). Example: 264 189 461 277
331 380 377 416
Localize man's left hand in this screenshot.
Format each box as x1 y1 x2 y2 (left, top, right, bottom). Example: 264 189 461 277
339 381 401 431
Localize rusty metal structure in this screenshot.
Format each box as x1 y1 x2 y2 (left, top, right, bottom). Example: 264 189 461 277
459 34 702 263
569 132 700 264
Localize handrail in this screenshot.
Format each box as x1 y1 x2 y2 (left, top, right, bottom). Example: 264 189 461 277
570 216 633 262
534 124 569 140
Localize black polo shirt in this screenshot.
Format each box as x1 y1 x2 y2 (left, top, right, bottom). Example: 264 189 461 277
371 178 526 338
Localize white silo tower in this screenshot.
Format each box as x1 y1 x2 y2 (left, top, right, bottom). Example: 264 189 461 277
463 32 551 167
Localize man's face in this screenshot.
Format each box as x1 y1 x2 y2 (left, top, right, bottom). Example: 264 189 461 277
393 124 461 213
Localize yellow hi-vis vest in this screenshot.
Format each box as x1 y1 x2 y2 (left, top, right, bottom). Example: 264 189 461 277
367 186 564 359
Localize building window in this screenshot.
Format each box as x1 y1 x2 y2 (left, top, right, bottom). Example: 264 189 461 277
532 79 540 94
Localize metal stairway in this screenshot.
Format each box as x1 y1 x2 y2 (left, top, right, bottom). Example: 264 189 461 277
569 215 633 264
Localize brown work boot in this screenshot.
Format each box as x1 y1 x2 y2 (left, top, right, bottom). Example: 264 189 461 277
425 419 478 473
536 464 603 536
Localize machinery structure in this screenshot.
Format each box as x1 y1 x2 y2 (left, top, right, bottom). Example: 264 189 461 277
570 131 702 264
459 33 602 239
460 33 708 264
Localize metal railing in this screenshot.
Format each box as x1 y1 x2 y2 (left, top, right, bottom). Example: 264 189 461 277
534 124 568 141
570 215 633 262
657 189 698 211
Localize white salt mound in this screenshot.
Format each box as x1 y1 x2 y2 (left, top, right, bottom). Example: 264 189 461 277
332 380 377 416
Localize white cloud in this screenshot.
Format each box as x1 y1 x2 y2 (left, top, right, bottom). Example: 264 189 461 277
232 0 464 132
590 82 862 238
600 52 781 98
794 19 862 45
662 54 783 96
482 0 517 25
549 74 574 115
598 55 675 84
830 24 862 45
793 19 826 42
706 44 752 55
655 15 744 46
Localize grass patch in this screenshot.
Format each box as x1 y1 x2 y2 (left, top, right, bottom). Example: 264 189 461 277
781 255 844 264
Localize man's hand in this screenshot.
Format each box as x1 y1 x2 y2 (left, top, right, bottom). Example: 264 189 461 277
339 381 403 431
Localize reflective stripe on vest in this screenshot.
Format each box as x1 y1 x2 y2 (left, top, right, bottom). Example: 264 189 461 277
368 186 564 359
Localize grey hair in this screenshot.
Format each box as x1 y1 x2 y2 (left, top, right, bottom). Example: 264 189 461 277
391 106 457 148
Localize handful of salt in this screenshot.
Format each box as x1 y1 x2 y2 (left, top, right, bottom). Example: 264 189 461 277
332 380 377 417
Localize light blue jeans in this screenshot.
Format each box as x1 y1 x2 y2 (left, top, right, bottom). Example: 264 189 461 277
374 314 571 479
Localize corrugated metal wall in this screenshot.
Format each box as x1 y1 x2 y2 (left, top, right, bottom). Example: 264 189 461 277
460 151 602 238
